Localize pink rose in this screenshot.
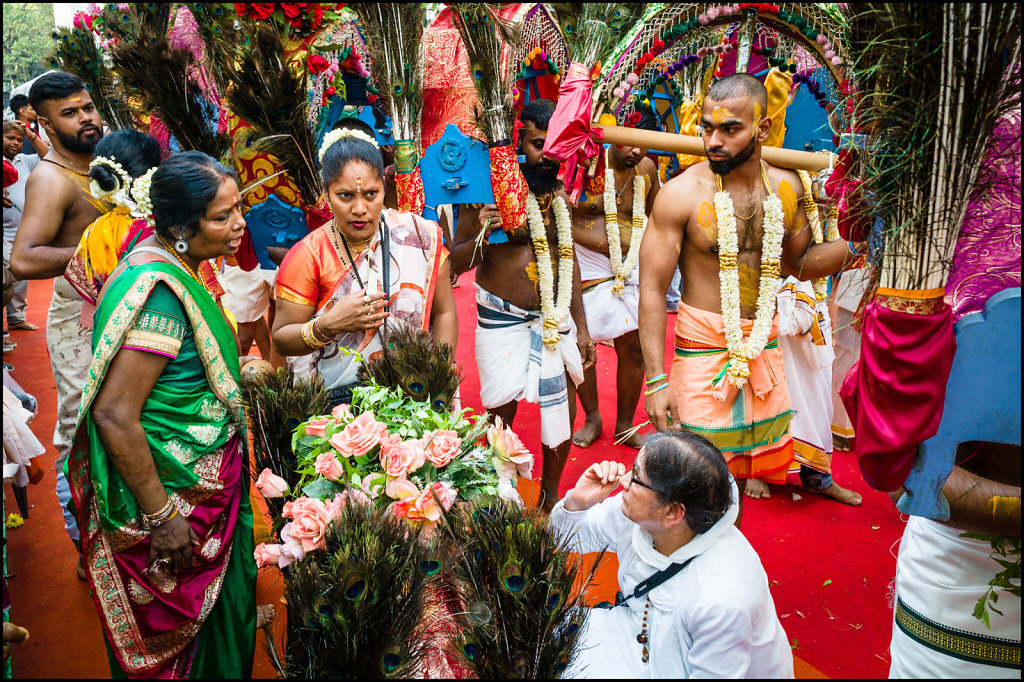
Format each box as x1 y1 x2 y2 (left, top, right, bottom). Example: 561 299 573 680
255 468 289 498
360 472 386 499
281 497 331 553
385 477 419 501
381 438 426 477
314 453 345 481
304 417 334 438
330 411 388 458
424 430 462 468
488 417 533 480
253 542 282 568
331 403 353 421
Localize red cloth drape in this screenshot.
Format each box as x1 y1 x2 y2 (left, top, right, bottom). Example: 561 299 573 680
489 144 528 231
840 293 956 491
541 63 604 203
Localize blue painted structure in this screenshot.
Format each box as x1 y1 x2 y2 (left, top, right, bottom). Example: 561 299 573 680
244 194 309 270
421 123 507 242
897 287 1022 519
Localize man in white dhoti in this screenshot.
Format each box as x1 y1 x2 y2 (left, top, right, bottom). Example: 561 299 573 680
451 99 596 511
777 276 861 505
10 72 113 578
550 430 793 678
570 110 660 449
887 442 1020 678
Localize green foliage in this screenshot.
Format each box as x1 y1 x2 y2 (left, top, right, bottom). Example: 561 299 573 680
3 3 54 89
960 532 1021 629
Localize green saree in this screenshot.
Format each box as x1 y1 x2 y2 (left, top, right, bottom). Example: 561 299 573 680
66 261 256 679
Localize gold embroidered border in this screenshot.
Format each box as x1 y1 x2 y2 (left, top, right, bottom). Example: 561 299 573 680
895 598 1020 669
123 329 183 357
875 287 947 315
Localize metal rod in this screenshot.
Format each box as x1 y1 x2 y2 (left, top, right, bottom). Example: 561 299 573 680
595 124 837 172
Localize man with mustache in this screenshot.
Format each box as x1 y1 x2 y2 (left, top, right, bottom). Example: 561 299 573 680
570 108 661 450
10 72 113 576
638 74 865 525
450 98 596 511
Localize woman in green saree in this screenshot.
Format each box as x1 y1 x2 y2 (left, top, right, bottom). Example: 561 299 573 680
66 151 256 678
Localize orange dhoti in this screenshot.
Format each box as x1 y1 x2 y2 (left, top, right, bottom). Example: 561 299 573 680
669 302 794 483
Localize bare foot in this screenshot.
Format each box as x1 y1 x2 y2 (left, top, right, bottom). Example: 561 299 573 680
743 478 771 500
613 422 644 449
832 435 852 452
571 415 603 448
257 604 276 629
808 481 863 506
8 321 38 331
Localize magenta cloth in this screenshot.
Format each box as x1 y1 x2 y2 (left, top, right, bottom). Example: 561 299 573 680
541 62 605 203
76 436 246 678
840 299 956 491
824 148 871 242
946 107 1022 321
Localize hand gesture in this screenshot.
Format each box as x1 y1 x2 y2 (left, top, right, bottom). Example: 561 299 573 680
565 460 627 511
316 289 387 336
645 382 678 431
148 513 199 571
474 203 503 236
577 330 597 370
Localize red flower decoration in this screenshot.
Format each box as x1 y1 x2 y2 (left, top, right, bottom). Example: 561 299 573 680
367 94 378 104
236 3 276 20
325 87 336 97
281 3 308 19
307 54 330 74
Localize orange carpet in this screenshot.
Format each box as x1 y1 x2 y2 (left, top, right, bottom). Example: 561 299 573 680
5 276 902 678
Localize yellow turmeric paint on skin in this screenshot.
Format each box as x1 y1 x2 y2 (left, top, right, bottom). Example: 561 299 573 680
675 242 682 255
711 107 736 123
525 262 540 286
738 263 761 312
695 200 718 241
777 180 798 229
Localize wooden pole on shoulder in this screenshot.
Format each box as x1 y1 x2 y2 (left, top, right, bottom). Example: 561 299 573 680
595 123 837 172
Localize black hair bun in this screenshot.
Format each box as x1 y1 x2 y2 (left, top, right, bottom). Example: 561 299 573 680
89 163 121 193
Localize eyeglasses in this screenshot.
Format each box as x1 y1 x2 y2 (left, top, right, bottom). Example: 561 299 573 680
630 460 660 494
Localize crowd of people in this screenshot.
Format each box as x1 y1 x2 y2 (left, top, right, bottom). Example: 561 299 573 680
2 62 1018 680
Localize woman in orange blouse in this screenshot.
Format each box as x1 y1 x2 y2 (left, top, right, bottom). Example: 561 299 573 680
272 129 458 406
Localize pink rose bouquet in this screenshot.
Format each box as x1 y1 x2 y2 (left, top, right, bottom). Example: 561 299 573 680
330 411 388 458
255 468 289 498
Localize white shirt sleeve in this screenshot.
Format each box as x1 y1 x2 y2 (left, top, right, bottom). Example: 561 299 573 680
681 602 756 678
548 494 630 555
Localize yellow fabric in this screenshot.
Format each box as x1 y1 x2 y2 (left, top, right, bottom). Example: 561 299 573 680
223 308 238 334
75 207 135 283
763 68 793 148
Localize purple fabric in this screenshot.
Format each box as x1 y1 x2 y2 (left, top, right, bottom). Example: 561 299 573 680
946 107 1022 321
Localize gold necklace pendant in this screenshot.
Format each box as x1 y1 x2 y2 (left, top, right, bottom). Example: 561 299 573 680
156 236 204 287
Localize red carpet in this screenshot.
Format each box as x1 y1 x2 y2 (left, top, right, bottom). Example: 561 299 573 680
5 275 905 678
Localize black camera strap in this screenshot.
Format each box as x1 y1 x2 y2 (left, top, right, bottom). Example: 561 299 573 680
594 555 698 610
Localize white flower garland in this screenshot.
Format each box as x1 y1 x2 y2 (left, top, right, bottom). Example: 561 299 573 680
88 156 133 206
797 170 829 301
129 166 157 219
603 152 646 297
526 192 574 349
318 127 379 163
715 164 786 389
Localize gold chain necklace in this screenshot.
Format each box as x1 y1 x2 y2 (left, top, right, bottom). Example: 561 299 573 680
156 236 205 288
326 220 374 266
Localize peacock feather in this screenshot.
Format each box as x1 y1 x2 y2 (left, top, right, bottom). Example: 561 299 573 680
357 326 462 411
285 498 442 678
437 498 601 678
241 366 329 518
48 26 134 131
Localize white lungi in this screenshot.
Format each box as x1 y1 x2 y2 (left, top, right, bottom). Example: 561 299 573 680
829 267 869 439
575 243 639 343
890 516 1021 677
220 263 277 323
474 285 583 449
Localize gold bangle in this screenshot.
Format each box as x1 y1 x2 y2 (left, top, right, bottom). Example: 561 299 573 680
302 320 327 349
142 497 173 522
310 318 330 343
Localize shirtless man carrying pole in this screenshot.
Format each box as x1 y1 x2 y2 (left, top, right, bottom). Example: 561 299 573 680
638 74 864 525
450 98 596 511
10 72 111 574
570 109 660 449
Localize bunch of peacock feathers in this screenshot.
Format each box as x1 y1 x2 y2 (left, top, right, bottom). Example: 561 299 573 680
107 7 231 160
348 3 426 147
48 26 133 131
241 366 329 517
221 22 322 207
285 499 443 678
847 3 1020 291
357 326 462 414
549 3 642 68
449 3 521 144
438 498 600 678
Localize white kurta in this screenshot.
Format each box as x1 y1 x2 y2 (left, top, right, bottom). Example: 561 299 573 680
549 486 794 679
